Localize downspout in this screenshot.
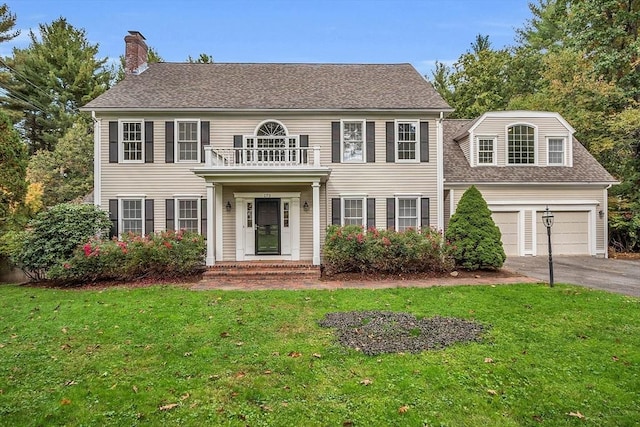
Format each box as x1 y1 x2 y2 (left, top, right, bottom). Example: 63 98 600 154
436 112 444 231
604 184 612 258
92 111 101 208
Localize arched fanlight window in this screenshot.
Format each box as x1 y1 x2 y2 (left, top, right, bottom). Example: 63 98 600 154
256 121 287 136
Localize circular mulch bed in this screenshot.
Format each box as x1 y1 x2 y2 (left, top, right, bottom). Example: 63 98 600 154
318 310 487 356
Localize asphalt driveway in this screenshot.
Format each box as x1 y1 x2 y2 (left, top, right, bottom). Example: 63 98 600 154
504 256 640 297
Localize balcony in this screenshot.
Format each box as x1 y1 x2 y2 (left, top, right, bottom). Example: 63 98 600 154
204 146 321 168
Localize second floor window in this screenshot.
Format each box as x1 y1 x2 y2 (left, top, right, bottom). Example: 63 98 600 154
397 121 418 161
508 125 535 164
122 121 143 161
177 121 199 161
478 137 496 165
342 121 364 162
548 138 565 165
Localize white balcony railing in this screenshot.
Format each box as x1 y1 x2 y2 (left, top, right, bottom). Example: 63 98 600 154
204 146 321 168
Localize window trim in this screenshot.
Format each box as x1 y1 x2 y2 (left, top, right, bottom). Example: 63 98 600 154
546 136 566 166
340 119 366 163
395 119 420 163
119 197 145 235
119 119 144 163
476 135 497 166
506 123 538 166
340 195 367 227
395 195 420 232
174 197 201 233
174 119 201 163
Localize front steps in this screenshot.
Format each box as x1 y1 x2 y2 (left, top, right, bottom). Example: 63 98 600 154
201 261 321 283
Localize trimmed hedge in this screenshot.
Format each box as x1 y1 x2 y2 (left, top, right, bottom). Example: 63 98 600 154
323 225 454 275
48 230 205 285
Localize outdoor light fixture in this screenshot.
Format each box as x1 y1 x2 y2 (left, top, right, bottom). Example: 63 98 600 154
303 201 309 212
599 210 604 219
542 206 554 287
226 201 232 212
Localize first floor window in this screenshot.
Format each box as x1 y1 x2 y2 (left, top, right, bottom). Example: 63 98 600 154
397 198 418 231
478 137 495 165
397 121 418 160
177 199 199 232
122 121 143 161
342 121 364 162
122 199 143 234
343 198 364 226
548 138 564 165
177 121 199 161
508 124 535 164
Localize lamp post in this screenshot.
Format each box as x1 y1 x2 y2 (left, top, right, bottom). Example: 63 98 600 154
542 207 554 287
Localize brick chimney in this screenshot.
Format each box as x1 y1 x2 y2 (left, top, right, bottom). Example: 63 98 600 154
124 31 148 75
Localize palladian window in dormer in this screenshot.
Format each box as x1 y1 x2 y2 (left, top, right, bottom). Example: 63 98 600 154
507 125 535 164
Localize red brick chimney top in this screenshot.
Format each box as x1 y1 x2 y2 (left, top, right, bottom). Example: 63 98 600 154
124 31 148 75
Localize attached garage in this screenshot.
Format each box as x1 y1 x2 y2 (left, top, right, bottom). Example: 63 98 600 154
536 211 590 255
491 211 519 256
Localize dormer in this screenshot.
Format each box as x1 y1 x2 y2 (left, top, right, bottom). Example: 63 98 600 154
453 111 574 168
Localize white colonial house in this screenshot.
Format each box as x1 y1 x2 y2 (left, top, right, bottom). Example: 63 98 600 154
81 32 616 267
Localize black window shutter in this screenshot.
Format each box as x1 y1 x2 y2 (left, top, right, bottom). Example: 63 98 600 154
145 199 154 234
299 134 309 164
108 199 118 237
144 121 154 163
108 121 118 163
367 198 375 229
386 122 395 163
421 197 430 228
166 199 175 230
233 135 243 164
331 198 341 225
200 121 210 163
420 121 429 162
165 122 174 163
201 198 207 236
331 121 341 163
366 121 375 163
386 198 395 230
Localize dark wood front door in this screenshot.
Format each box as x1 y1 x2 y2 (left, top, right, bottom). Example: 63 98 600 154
255 199 280 255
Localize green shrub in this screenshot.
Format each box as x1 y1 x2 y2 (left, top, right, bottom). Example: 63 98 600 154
48 230 205 285
323 225 453 275
445 186 506 270
7 203 111 280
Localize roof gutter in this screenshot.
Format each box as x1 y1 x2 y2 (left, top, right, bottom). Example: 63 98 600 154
79 107 456 114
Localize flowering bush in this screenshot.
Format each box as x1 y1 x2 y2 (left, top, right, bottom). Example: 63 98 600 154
48 230 205 284
323 225 454 275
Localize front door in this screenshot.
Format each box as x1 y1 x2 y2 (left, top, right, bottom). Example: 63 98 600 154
255 199 280 255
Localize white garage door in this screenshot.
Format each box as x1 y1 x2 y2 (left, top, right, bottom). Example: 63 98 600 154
536 211 589 255
492 212 519 256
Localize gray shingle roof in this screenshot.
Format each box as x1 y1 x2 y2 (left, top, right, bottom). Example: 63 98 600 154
84 63 451 111
444 119 617 184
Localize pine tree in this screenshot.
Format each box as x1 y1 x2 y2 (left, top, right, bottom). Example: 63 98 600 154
445 186 506 270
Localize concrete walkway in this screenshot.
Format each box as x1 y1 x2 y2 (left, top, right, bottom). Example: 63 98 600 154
504 256 640 297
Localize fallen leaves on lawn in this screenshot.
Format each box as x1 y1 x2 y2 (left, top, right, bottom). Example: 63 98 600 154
132 385 138 393
235 371 246 379
484 357 494 363
312 353 322 358
288 351 302 358
398 405 409 414
60 398 71 405
487 389 498 395
568 411 585 419
220 331 230 338
159 403 178 411
63 380 77 387
360 378 373 386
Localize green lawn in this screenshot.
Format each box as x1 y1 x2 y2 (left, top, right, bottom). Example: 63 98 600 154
0 283 638 426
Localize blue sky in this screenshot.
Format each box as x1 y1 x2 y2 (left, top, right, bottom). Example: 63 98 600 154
4 0 532 77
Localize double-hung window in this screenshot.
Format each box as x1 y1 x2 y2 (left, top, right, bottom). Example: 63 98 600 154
397 121 418 161
477 136 496 165
547 137 565 165
121 121 143 162
177 199 199 232
121 199 143 235
507 125 535 164
397 197 418 231
342 197 365 227
176 120 199 162
342 121 364 162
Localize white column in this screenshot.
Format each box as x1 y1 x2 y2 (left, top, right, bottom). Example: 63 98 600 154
206 182 215 266
216 185 224 261
312 181 321 265
436 113 445 231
